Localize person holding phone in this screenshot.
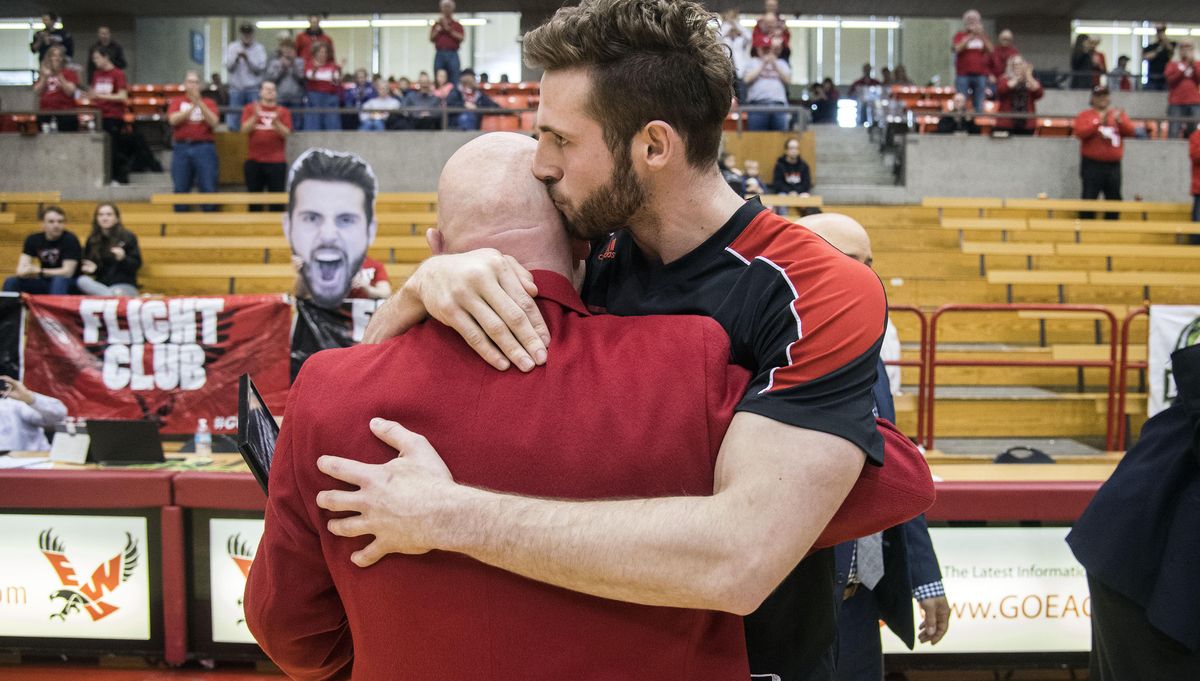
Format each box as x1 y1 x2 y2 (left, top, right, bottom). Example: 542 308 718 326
0 376 67 452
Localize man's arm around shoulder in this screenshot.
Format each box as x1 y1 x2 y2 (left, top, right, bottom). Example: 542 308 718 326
320 413 864 616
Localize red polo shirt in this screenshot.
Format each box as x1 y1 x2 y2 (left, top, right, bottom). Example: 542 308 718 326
247 271 751 680
1074 108 1136 163
167 96 218 142
242 103 291 163
432 18 464 51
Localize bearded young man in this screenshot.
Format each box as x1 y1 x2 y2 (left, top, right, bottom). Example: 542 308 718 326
317 2 897 679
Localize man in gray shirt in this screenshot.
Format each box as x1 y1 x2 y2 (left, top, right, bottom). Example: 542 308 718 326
266 38 306 127
224 23 268 129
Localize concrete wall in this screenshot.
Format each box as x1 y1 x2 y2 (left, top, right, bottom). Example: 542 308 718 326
0 132 109 194
1037 90 1172 119
283 131 490 192
903 134 1191 202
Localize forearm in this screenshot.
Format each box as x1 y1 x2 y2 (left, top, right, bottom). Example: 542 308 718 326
25 394 67 427
41 261 77 277
439 486 765 613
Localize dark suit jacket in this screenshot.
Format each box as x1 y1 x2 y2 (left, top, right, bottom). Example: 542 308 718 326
1068 343 1200 652
833 358 944 649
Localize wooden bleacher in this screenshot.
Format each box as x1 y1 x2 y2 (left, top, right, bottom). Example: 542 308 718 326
1 195 1180 452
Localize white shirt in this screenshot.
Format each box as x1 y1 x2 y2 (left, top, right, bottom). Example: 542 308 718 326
746 57 790 104
0 393 67 452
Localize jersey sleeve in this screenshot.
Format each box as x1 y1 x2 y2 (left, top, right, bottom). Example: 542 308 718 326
732 249 887 464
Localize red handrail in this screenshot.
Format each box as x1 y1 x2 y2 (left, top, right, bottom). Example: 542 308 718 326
886 305 927 443
1115 306 1150 448
923 304 1121 451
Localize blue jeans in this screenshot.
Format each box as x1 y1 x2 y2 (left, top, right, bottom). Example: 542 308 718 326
955 74 988 113
4 275 72 295
434 49 461 85
746 102 790 131
171 141 219 212
226 86 259 130
455 111 480 130
305 91 341 131
359 118 386 131
280 99 304 130
1168 103 1199 139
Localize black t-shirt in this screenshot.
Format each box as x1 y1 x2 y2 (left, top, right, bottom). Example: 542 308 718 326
583 199 887 681
23 231 82 271
1145 40 1176 78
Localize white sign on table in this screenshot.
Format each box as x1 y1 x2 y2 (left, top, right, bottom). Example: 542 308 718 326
209 517 265 644
0 514 150 640
882 527 1090 654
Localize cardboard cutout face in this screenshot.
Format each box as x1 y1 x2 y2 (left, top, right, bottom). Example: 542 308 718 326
284 149 378 309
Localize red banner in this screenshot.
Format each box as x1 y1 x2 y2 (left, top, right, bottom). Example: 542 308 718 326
23 295 291 435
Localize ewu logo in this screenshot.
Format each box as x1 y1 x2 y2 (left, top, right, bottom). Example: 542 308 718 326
78 298 227 391
227 533 256 627
38 529 140 622
227 533 255 580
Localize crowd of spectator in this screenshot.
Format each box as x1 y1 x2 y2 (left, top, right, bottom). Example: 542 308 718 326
4 204 141 296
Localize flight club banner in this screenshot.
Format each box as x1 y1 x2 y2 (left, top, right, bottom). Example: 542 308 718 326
290 298 384 381
0 514 151 640
1147 305 1200 417
22 295 291 435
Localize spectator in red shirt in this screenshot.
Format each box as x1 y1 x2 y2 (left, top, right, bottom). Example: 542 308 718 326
88 46 130 184
296 14 334 62
430 0 465 86
953 9 992 113
1166 41 1200 139
240 81 292 212
1189 127 1200 228
167 70 220 212
304 42 342 130
994 55 1043 136
989 29 1020 80
1073 86 1135 219
33 44 79 132
752 0 790 62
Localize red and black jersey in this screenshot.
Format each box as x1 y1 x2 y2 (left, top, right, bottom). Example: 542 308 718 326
583 198 888 681
584 199 886 464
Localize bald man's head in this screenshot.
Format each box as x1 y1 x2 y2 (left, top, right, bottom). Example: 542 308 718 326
799 213 873 267
431 133 577 280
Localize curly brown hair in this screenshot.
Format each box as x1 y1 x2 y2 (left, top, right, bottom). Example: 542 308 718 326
523 0 733 168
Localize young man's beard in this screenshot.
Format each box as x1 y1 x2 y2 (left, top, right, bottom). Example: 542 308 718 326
559 151 646 242
305 250 363 310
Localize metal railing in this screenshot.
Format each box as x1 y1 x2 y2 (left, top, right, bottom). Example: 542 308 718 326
923 304 1122 452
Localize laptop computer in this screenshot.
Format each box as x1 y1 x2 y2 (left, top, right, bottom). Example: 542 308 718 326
87 419 166 465
237 374 279 494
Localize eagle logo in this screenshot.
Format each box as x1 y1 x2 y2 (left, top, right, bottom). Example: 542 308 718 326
227 533 256 627
39 529 140 622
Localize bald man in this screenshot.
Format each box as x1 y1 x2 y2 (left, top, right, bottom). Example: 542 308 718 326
802 213 950 680
245 132 755 679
